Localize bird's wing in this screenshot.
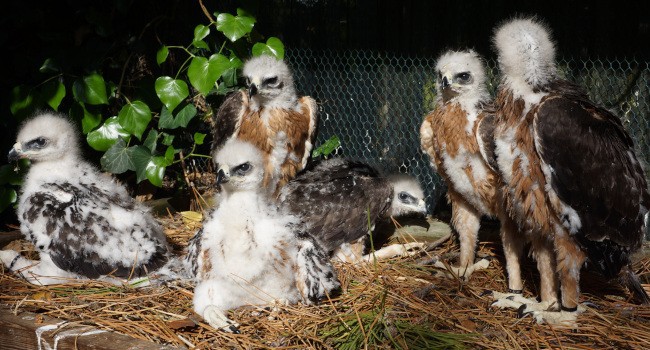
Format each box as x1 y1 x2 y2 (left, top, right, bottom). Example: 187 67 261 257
184 228 203 279
294 233 340 304
281 161 392 253
476 111 499 172
297 96 319 167
419 111 438 171
210 90 248 155
534 90 649 249
21 182 168 279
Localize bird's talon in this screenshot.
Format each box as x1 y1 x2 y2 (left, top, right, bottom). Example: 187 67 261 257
480 289 494 297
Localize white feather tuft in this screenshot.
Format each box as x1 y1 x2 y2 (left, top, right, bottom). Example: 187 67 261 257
493 17 557 90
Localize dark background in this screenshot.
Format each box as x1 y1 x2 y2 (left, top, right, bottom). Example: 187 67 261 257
0 0 647 225
2 0 647 122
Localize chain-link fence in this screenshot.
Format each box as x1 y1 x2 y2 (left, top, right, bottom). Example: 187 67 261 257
287 49 650 212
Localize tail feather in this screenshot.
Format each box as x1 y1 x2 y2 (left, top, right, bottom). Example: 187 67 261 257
619 265 650 305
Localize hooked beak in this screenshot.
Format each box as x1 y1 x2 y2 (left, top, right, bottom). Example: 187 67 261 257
7 143 24 162
216 168 229 185
440 73 458 103
441 76 450 89
248 83 258 97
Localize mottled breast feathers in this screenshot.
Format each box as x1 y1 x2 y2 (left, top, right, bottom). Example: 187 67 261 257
22 182 168 279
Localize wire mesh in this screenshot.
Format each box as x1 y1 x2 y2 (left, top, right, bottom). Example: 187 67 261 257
287 49 650 212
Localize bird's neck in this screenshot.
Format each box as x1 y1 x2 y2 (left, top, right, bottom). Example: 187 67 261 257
22 158 84 190
222 189 267 213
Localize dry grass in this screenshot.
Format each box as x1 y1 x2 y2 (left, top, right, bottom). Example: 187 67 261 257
1 213 650 349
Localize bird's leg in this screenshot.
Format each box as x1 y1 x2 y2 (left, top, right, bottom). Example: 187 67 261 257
363 242 426 261
202 305 240 333
434 199 489 279
489 213 530 308
0 250 77 285
452 199 481 270
518 228 587 327
491 235 559 311
500 213 525 292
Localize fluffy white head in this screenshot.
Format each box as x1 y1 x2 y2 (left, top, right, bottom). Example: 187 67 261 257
387 174 427 217
435 49 490 107
214 139 265 193
492 17 557 89
242 55 298 111
10 113 80 163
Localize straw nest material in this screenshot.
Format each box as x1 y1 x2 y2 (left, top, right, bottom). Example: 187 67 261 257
1 212 649 350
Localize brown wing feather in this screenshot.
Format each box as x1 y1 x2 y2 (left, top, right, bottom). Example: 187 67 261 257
476 112 498 172
536 93 649 249
210 90 248 155
280 159 392 254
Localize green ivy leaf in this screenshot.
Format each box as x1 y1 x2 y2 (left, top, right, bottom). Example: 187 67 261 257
161 133 175 146
117 100 151 140
100 139 135 174
228 55 243 69
146 157 168 187
70 102 102 134
174 104 197 128
130 146 167 187
193 24 210 42
156 46 169 66
216 12 255 42
223 67 241 88
155 76 189 112
164 145 175 163
129 145 153 183
194 132 206 145
41 79 66 111
87 116 130 151
158 107 174 129
188 54 230 95
158 104 197 129
0 164 24 186
10 85 36 118
143 129 158 153
188 57 215 95
73 73 108 105
252 37 285 59
39 58 61 74
192 40 210 50
312 135 341 158
0 187 17 214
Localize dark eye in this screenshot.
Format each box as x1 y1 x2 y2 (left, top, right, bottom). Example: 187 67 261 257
263 77 278 86
234 162 252 175
454 72 472 84
398 192 412 203
245 77 251 86
28 137 48 149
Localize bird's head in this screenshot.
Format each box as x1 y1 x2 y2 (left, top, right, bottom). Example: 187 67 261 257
435 49 490 105
214 139 265 193
8 113 80 164
242 55 297 111
492 16 557 89
387 174 427 217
